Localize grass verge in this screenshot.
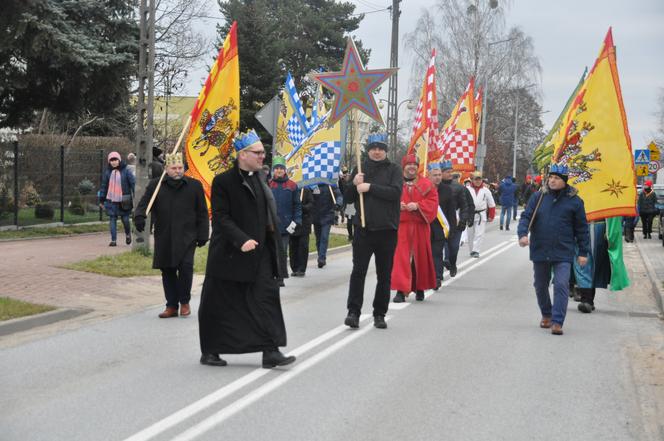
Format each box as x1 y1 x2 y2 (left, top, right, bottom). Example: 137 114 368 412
0 224 108 240
64 233 349 277
0 297 56 321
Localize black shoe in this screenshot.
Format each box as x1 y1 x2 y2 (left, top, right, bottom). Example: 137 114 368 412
291 272 297 277
344 312 360 328
506 226 510 231
126 234 131 245
373 315 387 329
278 279 285 287
573 291 582 302
262 350 296 368
442 260 451 270
434 279 441 291
393 292 405 303
317 259 326 268
109 241 117 247
200 353 227 367
578 302 594 313
450 265 457 277
500 225 503 230
471 252 480 258
415 290 425 301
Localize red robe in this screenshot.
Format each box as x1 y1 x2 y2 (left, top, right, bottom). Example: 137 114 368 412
391 177 439 293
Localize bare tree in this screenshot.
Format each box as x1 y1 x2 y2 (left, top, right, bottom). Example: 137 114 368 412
656 88 664 147
404 0 544 180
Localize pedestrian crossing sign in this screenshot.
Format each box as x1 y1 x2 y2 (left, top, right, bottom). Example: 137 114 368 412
635 149 650 164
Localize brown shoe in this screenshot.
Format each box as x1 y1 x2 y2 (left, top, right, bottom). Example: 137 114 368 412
551 323 564 335
158 307 178 318
180 304 191 317
539 317 552 328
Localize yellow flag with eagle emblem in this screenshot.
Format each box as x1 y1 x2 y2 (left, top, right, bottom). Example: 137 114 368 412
552 28 637 221
184 22 240 208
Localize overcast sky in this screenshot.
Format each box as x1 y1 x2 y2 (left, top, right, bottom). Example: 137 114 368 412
188 0 663 147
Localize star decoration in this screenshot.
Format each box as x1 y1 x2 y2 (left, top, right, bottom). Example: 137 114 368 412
311 38 397 126
601 179 629 198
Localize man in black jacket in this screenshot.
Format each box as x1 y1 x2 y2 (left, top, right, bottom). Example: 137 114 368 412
437 162 471 277
343 132 403 330
197 129 295 368
289 186 313 276
134 152 209 319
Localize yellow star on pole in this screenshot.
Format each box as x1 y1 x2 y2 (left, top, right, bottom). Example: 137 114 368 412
600 179 629 198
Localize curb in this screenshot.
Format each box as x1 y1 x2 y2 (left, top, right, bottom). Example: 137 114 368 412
0 308 93 337
0 231 107 243
634 240 664 318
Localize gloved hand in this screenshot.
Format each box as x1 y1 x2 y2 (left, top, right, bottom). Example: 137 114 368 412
457 222 466 232
467 220 474 229
286 221 297 234
134 216 146 232
197 239 208 247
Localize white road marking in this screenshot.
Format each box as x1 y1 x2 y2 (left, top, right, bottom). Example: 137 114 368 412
170 316 392 441
125 238 518 441
122 315 372 441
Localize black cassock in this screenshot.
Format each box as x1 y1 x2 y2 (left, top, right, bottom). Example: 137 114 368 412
198 165 287 354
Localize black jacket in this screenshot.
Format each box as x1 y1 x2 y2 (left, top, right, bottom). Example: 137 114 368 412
638 190 658 214
205 163 284 282
462 185 476 225
134 176 209 269
293 187 313 236
440 179 472 230
345 158 402 231
312 184 342 226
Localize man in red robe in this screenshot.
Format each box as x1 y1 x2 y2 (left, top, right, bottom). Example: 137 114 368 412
391 154 439 302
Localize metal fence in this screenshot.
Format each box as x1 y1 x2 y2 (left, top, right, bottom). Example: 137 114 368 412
0 141 111 228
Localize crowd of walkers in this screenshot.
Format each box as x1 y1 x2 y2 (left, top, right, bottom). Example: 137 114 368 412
99 129 654 368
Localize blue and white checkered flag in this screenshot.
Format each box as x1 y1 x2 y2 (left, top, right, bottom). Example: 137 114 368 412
287 114 308 147
302 141 341 185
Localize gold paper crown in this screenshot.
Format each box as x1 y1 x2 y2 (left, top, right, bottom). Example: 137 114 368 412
165 152 183 167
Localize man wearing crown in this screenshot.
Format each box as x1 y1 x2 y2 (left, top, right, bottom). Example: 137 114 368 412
518 164 590 336
198 129 296 368
134 151 209 319
344 132 403 330
391 154 439 303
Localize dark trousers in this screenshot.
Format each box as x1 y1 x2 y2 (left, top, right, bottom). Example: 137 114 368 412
431 237 444 281
346 216 354 240
278 234 290 279
578 287 596 305
289 233 310 274
443 228 463 268
161 246 195 308
640 213 655 236
347 228 398 317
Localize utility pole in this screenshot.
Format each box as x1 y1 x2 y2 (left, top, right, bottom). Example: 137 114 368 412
386 0 400 158
134 0 156 251
512 93 519 178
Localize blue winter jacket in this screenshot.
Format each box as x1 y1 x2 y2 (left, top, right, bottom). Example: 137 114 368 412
498 178 516 206
99 162 135 203
269 177 302 235
517 185 590 263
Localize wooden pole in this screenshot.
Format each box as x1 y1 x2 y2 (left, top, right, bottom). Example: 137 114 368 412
300 187 304 202
146 115 192 215
328 184 336 205
353 110 366 227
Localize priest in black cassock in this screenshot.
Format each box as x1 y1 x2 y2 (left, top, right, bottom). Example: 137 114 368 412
198 129 296 369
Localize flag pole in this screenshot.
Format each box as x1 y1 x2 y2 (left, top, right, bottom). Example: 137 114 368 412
146 115 192 215
353 110 366 227
328 184 337 205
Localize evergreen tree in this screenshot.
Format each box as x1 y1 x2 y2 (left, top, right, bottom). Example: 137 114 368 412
0 0 138 135
216 0 368 135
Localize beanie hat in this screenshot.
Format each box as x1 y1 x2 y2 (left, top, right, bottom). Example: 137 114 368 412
107 151 121 163
272 156 286 170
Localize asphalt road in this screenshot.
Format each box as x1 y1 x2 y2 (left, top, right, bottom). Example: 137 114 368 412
1 223 662 441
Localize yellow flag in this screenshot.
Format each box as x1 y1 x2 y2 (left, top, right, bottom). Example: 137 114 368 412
184 22 240 207
552 28 637 221
441 78 477 172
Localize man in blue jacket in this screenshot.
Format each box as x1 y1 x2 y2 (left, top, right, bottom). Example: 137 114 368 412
517 164 590 335
269 156 302 286
498 175 516 230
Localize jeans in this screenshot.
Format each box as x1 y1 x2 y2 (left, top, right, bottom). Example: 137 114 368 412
279 234 290 279
109 215 130 242
443 228 462 268
161 246 195 308
314 223 331 262
347 228 398 317
513 201 518 220
500 205 512 228
533 261 572 325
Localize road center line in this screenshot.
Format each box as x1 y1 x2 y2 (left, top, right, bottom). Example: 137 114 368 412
122 315 371 441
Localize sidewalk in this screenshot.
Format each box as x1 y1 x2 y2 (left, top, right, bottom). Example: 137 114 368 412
634 234 664 314
0 233 168 347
